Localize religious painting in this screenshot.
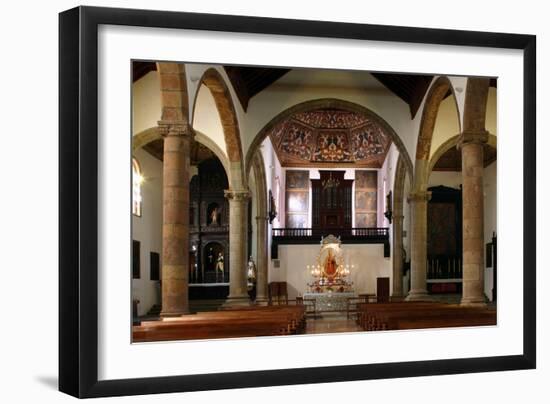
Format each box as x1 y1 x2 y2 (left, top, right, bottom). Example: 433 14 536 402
355 170 378 189
286 170 309 189
287 192 308 212
286 214 307 229
355 212 377 228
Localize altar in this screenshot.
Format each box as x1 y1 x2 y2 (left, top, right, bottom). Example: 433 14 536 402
303 292 356 312
303 235 356 313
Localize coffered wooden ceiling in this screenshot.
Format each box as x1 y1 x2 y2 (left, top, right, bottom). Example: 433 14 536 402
268 108 391 168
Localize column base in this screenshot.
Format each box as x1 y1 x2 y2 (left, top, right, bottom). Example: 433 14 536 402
160 309 190 318
223 295 252 307
405 289 431 302
255 294 268 302
460 297 487 307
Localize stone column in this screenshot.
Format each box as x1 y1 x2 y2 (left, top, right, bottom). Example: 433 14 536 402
255 215 269 300
460 130 488 306
158 121 193 317
224 189 251 304
392 215 404 297
406 191 431 301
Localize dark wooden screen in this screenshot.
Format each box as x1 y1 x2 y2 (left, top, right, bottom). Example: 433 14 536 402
132 240 140 279
150 252 160 281
311 171 353 229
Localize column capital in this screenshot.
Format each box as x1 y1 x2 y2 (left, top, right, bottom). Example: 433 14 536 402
224 189 251 202
407 190 431 203
458 129 489 148
255 215 269 222
157 120 195 139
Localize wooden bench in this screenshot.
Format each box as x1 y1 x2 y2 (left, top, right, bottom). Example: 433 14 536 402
357 302 496 331
133 305 306 342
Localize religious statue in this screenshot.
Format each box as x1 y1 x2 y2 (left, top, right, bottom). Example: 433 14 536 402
247 256 257 290
307 234 353 294
323 248 337 278
210 207 219 225
215 252 224 282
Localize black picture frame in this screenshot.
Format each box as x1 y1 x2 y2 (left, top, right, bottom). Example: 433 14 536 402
59 6 536 398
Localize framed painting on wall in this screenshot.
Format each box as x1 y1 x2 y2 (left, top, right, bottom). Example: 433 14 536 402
59 6 535 398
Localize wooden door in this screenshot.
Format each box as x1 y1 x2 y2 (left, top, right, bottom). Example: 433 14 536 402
376 277 390 303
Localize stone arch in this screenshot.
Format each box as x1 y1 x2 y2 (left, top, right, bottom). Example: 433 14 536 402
245 98 414 184
415 76 462 163
392 154 408 296
191 68 245 188
463 77 491 132
427 133 497 180
251 150 269 300
156 62 189 123
132 126 231 182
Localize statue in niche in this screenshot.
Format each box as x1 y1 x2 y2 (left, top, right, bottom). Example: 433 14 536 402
210 207 219 225
215 252 224 282
324 248 337 278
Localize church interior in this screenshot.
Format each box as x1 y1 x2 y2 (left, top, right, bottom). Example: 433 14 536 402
131 62 497 342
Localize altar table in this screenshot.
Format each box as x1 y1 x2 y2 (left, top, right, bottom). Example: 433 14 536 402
303 292 356 313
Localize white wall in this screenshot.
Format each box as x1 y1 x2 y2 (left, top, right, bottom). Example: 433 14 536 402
132 70 162 136
272 244 391 298
131 149 163 316
192 84 228 158
430 94 461 159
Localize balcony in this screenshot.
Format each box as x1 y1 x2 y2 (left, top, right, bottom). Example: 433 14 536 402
271 227 390 259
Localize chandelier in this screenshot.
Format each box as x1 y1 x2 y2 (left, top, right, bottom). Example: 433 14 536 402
321 172 340 190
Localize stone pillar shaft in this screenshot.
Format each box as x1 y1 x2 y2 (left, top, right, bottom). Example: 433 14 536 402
225 189 250 302
255 216 268 300
159 121 193 317
460 131 488 305
392 215 404 297
406 191 431 301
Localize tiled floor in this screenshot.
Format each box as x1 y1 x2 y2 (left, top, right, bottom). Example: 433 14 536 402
305 313 362 334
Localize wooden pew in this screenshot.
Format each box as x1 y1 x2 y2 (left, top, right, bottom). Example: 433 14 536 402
356 302 438 329
133 305 306 342
356 302 496 331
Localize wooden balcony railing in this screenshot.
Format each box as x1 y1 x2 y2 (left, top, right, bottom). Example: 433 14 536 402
271 227 390 259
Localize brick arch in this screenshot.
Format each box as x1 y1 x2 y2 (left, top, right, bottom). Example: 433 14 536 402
132 126 231 183
427 133 497 181
156 62 189 122
463 77 490 132
192 68 243 165
392 154 408 296
415 76 461 161
245 98 413 184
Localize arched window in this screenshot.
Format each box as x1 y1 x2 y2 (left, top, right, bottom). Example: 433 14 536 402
132 158 143 217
